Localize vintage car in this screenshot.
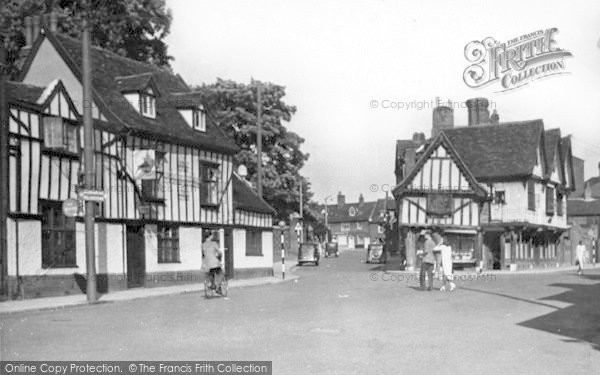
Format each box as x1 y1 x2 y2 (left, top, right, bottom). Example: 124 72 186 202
366 242 386 264
324 242 339 257
298 242 320 266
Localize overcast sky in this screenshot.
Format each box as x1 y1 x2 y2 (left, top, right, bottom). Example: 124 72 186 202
165 0 600 204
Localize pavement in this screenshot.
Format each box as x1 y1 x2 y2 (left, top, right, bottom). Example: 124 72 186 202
0 262 299 315
1 249 599 374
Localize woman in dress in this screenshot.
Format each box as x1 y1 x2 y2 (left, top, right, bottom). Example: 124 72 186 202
436 237 456 292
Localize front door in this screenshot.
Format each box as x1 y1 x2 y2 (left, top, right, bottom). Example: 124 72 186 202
126 225 146 288
224 229 234 279
348 236 355 249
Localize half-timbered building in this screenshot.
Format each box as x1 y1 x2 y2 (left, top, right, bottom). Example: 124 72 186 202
1 26 275 298
393 98 574 271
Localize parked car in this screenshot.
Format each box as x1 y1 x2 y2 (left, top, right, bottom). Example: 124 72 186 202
298 242 320 266
366 242 386 264
324 242 339 257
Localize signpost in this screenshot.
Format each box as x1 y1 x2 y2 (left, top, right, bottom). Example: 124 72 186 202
79 189 106 202
279 221 286 280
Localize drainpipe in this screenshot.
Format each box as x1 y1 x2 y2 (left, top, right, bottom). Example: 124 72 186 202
0 41 9 297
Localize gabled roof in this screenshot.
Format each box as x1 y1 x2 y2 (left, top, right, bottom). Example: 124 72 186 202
560 137 576 192
19 30 238 154
393 132 488 197
442 120 546 181
232 173 276 215
544 128 565 183
170 91 205 109
370 197 396 223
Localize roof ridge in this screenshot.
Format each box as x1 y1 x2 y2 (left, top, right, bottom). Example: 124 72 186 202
447 119 544 131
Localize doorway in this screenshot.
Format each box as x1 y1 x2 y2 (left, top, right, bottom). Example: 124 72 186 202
126 225 146 288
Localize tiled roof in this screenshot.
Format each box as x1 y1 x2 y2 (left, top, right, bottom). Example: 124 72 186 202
23 32 238 154
371 197 396 223
232 174 276 215
323 200 378 223
6 81 45 104
442 120 545 181
114 73 155 92
567 199 600 216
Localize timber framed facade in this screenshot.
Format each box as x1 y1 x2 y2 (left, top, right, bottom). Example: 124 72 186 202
394 98 574 271
1 26 275 299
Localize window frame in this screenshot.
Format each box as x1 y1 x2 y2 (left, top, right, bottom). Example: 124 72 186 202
41 200 77 268
42 116 80 155
494 190 506 205
200 162 220 207
192 108 206 132
157 224 180 263
245 229 263 256
140 90 156 118
527 181 536 211
140 151 166 202
341 223 350 232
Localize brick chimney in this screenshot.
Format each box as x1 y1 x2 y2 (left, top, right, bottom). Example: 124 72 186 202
432 99 454 138
337 191 345 208
466 98 490 126
358 194 364 207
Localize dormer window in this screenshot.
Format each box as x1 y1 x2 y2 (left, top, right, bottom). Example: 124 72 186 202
140 89 156 118
178 106 206 132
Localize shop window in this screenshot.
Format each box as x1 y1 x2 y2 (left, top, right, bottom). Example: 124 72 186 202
41 201 76 268
43 116 79 154
158 224 179 263
200 163 219 206
246 229 262 256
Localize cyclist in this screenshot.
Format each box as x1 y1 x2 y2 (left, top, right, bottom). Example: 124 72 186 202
202 231 224 292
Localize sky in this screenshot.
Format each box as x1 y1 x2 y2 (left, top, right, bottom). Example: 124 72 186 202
165 0 600 204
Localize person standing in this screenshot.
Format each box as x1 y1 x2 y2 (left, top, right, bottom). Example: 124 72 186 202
437 237 456 292
419 231 436 291
575 240 586 276
202 231 224 290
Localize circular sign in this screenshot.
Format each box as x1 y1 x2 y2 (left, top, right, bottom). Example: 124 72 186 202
62 198 79 217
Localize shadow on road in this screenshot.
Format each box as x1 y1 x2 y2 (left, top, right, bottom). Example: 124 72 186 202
518 280 600 351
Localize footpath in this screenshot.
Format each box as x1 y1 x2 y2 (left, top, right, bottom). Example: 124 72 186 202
0 261 299 315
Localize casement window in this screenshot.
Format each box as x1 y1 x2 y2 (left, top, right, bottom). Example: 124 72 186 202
140 151 165 201
140 89 156 118
556 191 563 216
546 187 555 215
200 163 219 206
246 229 263 256
341 223 350 232
527 181 535 211
41 201 76 268
192 108 206 132
356 222 362 230
157 224 179 263
43 116 79 153
494 191 506 205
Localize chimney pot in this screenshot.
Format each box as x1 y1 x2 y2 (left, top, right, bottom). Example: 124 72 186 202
466 97 490 126
337 192 345 208
359 194 364 207
50 11 58 33
32 15 41 42
24 16 33 47
432 101 454 138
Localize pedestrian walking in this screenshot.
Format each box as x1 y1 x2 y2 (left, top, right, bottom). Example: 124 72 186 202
575 240 586 276
202 231 224 291
437 237 455 292
418 231 436 291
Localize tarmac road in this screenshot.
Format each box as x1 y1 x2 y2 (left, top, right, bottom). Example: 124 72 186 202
1 249 599 374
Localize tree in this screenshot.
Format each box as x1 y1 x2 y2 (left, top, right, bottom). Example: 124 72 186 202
0 0 173 77
196 79 316 222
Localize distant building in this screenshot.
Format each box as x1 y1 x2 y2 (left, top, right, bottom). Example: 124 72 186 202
393 98 575 271
320 193 395 249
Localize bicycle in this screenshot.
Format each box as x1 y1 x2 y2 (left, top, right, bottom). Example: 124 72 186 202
204 268 228 298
